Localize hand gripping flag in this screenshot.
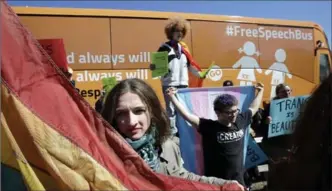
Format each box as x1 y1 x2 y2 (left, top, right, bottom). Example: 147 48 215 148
0 1 231 190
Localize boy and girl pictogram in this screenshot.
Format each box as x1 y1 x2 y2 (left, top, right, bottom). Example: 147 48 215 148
230 41 292 98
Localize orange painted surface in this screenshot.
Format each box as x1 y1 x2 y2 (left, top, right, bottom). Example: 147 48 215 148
14 6 331 107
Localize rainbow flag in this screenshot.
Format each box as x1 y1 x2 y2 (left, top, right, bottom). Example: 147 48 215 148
1 1 224 190
179 41 204 88
175 86 256 175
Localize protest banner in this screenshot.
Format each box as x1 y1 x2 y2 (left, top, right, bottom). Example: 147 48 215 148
268 95 310 138
245 136 268 169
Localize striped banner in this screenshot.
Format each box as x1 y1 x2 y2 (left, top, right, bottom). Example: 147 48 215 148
176 86 256 175
1 1 223 190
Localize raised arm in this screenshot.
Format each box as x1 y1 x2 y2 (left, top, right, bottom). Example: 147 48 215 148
166 87 200 128
249 83 265 116
188 64 203 78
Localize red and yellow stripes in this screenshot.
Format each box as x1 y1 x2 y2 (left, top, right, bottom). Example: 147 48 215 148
1 1 220 190
1 84 127 190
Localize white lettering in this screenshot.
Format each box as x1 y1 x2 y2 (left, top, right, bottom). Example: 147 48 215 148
128 54 140 63
246 29 252 37
234 25 241 36
217 129 244 143
226 25 313 41
74 70 150 82
278 31 284 39
252 29 258 37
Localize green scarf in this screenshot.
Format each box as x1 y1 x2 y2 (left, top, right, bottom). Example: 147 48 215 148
125 130 160 172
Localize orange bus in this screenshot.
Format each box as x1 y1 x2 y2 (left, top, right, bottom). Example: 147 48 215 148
13 6 331 107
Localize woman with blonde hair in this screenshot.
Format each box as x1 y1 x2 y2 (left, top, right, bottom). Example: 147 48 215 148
101 78 244 191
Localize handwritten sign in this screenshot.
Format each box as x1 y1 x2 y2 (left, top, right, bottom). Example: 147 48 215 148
245 136 268 169
151 51 168 78
268 95 310 138
38 39 68 70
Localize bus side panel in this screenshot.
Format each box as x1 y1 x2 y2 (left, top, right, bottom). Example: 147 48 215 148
19 14 318 107
19 16 113 71
257 25 315 99
73 69 164 107
190 20 316 100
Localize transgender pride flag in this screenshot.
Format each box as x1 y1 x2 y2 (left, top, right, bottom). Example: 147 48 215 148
175 86 257 175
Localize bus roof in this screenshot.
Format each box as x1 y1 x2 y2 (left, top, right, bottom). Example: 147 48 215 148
13 6 325 30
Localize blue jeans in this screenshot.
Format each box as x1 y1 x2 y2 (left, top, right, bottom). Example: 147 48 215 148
162 85 188 136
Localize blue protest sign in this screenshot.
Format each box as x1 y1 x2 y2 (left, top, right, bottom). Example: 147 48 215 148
245 136 268 169
268 95 310 138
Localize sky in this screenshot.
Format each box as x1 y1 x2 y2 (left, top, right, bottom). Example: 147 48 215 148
8 1 332 46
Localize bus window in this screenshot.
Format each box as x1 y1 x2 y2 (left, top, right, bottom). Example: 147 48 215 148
319 54 330 82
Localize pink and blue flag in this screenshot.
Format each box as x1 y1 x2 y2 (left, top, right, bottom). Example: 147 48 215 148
175 86 268 175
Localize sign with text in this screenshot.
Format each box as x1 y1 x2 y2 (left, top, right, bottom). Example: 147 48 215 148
268 95 310 138
151 51 168 78
245 136 268 169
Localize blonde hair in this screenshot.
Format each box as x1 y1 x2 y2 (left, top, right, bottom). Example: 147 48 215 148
164 16 190 40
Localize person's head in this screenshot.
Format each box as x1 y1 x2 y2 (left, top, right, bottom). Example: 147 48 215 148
213 94 239 125
275 83 292 99
223 80 234 87
101 78 171 146
164 17 190 42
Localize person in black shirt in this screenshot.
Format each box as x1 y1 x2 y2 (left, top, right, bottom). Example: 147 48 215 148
166 83 264 186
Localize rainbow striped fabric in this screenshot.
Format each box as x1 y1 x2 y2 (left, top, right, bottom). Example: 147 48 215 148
176 86 256 175
1 1 223 190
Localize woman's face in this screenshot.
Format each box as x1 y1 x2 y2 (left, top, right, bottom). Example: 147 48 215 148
277 86 292 99
115 92 151 140
171 30 183 42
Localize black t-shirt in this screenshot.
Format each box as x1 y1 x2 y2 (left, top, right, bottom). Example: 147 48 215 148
198 110 252 185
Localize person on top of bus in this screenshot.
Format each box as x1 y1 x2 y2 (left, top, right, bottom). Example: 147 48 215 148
101 78 244 191
150 17 204 137
165 83 264 186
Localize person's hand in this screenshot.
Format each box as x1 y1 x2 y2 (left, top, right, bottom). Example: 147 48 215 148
221 181 245 191
265 116 272 124
166 87 178 97
199 72 207 79
255 82 264 91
